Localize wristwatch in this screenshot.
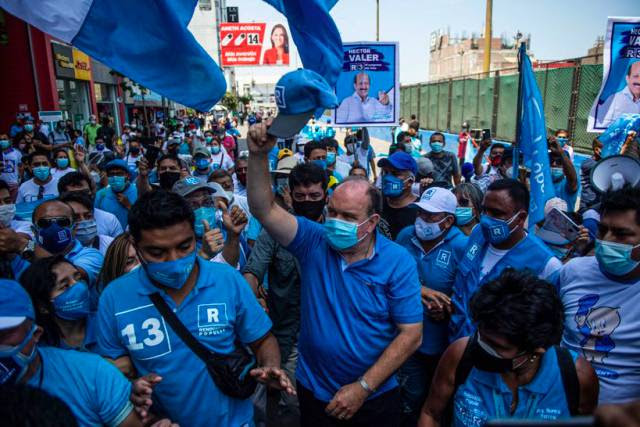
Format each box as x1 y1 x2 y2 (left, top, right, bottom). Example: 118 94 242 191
20 239 35 257
358 376 376 394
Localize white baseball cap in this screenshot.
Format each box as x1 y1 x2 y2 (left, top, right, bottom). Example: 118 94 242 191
412 187 457 214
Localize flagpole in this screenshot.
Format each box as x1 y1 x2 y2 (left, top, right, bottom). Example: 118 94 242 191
513 42 526 178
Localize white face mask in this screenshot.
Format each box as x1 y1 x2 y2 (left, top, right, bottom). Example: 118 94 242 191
415 216 447 241
0 204 16 227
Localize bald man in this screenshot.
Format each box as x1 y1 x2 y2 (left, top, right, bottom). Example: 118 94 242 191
336 72 393 124
597 61 640 128
247 120 422 425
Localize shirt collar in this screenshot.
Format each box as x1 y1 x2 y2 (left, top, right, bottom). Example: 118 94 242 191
340 230 381 270
66 239 84 258
352 92 371 103
623 85 640 103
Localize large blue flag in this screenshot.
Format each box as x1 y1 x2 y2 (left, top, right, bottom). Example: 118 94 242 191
517 44 554 226
1 0 226 111
264 0 343 89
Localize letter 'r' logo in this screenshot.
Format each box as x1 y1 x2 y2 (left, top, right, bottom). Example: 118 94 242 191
197 303 228 327
275 86 286 109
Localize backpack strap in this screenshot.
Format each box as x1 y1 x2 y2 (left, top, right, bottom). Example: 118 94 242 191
554 345 580 416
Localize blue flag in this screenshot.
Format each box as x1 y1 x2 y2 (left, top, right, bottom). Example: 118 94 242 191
517 45 554 226
599 113 640 158
264 0 343 89
1 0 226 111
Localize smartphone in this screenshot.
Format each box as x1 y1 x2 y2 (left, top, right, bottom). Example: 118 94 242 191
482 128 491 141
540 207 581 244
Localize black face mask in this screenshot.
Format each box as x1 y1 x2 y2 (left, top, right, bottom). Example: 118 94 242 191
159 171 181 190
469 333 519 373
292 199 325 221
130 147 140 155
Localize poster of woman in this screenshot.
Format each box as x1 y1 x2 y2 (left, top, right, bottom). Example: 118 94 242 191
262 24 290 65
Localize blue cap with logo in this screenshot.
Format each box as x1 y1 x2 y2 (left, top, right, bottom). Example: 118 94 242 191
104 159 129 173
377 151 418 176
0 279 35 330
268 69 338 138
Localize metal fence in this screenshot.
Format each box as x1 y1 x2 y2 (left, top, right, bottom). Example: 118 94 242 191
400 56 603 153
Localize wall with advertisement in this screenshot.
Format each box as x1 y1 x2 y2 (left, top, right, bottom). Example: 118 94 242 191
219 22 291 66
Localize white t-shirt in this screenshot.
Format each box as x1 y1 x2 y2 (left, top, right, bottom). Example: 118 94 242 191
480 243 562 281
1 148 22 185
51 167 76 181
16 177 59 203
94 209 124 238
96 234 115 255
11 219 33 238
210 151 234 171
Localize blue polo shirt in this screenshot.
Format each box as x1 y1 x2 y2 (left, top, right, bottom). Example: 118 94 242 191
94 183 138 229
396 225 468 355
96 257 272 427
67 239 104 287
27 346 133 427
286 216 422 402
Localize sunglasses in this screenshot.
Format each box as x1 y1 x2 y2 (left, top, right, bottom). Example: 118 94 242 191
36 217 72 228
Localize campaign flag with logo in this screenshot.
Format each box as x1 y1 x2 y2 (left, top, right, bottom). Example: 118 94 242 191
516 43 555 227
598 113 640 158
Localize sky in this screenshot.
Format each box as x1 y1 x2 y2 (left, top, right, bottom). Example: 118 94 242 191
226 0 639 84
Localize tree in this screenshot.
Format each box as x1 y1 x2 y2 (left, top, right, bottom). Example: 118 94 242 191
220 92 238 112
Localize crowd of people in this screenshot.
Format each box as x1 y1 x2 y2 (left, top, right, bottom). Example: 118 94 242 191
0 104 639 427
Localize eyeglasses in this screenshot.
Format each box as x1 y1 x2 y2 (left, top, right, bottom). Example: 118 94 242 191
36 217 72 228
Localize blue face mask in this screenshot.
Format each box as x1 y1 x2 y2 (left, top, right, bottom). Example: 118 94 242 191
455 207 475 226
211 146 221 154
194 207 218 238
326 152 336 165
56 158 69 169
0 139 10 150
108 175 127 193
382 174 407 198
24 124 34 132
551 167 564 181
143 249 197 289
195 158 210 170
96 143 104 151
53 281 90 320
430 141 444 153
556 137 568 147
35 222 73 254
0 325 37 385
312 159 327 170
205 136 214 143
33 166 51 181
324 217 371 251
75 219 98 246
480 212 520 245
595 239 640 276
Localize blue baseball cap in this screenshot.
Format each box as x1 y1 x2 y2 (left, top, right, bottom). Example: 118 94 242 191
104 159 129 173
268 69 338 139
0 279 35 330
377 151 418 175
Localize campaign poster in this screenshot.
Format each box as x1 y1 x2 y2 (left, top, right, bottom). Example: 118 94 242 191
332 42 399 127
588 17 640 132
219 22 291 67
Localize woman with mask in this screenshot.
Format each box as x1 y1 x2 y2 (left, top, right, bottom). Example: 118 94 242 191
20 256 97 353
51 148 76 180
418 268 598 426
452 182 483 236
209 136 235 173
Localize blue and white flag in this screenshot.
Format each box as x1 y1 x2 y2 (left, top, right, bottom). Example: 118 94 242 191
517 44 554 226
599 113 640 158
1 0 226 111
264 0 343 89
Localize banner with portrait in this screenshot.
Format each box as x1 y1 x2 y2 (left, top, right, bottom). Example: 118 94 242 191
332 41 399 127
219 22 291 67
588 17 640 132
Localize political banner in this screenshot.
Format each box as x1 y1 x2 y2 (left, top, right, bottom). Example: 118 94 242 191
332 42 399 127
219 22 291 67
588 17 640 132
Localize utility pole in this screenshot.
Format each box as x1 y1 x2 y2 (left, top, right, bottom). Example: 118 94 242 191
482 0 492 75
376 0 380 41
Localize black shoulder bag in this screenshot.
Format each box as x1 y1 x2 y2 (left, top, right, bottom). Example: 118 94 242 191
149 292 257 399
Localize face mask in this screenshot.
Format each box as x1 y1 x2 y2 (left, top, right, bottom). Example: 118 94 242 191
326 152 336 165
75 219 98 246
90 171 101 187
404 144 413 154
556 137 568 147
0 204 16 227
194 207 218 238
480 212 521 245
324 216 371 251
96 143 105 150
108 176 127 193
0 325 37 385
346 143 356 154
33 166 51 181
0 140 10 150
415 216 447 241
24 124 34 132
195 158 210 170
159 171 181 190
90 119 96 124
455 207 474 226
490 156 502 167
551 167 564 180
292 199 325 220
382 174 409 198
312 159 327 170
35 222 73 254
550 245 571 261
471 333 515 373
595 239 640 276
205 136 214 143
211 146 221 154
142 249 197 289
130 147 140 155
56 158 69 169
52 281 90 320
430 141 444 153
